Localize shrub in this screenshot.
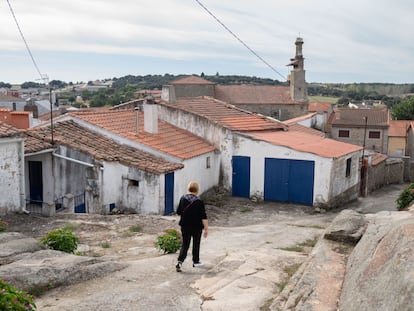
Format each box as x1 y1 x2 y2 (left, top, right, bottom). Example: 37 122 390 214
39 227 80 253
396 183 414 210
0 220 8 232
155 229 182 254
0 278 36 310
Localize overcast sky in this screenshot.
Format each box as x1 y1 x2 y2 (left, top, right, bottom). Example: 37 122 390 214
1 0 413 84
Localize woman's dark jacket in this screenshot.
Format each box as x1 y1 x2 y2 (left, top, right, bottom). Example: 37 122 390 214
176 194 207 229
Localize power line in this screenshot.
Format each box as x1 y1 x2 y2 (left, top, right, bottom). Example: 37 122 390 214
6 0 47 84
194 0 287 81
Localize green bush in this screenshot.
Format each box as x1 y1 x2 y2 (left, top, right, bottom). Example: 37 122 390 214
155 229 182 254
0 220 8 232
0 278 36 310
396 183 414 210
39 227 80 253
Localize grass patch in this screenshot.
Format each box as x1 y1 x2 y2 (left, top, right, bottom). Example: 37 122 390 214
279 246 304 252
129 225 143 233
288 224 325 229
278 263 302 292
300 238 318 247
63 222 79 231
308 95 339 103
101 241 111 248
240 206 253 213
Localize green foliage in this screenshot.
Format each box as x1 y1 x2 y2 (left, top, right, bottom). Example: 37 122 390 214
20 81 43 89
396 183 414 210
129 225 142 233
392 96 414 120
39 227 80 253
0 220 8 232
0 278 36 310
155 229 182 254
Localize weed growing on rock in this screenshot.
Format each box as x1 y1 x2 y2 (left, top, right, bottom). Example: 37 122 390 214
397 183 414 210
0 220 8 232
39 227 80 253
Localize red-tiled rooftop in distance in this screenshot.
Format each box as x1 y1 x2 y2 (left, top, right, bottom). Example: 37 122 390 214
370 152 388 166
308 102 332 112
331 108 389 127
70 109 216 160
214 85 297 105
0 121 21 138
28 120 183 174
170 76 214 85
284 113 317 125
161 97 287 132
389 120 409 137
247 130 361 158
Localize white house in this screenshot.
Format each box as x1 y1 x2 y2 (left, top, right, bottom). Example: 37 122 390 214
25 120 184 215
0 122 25 213
157 95 363 208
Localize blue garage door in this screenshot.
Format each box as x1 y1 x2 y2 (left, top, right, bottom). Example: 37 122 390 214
264 158 314 206
232 156 250 198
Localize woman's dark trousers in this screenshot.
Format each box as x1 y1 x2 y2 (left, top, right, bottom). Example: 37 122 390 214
178 227 202 263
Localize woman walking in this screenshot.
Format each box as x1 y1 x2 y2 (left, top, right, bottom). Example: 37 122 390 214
175 181 208 272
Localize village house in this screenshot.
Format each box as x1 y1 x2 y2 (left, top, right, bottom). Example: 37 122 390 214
156 94 362 209
24 120 185 215
327 107 390 154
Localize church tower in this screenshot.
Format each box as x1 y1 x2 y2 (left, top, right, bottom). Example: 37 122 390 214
287 37 308 102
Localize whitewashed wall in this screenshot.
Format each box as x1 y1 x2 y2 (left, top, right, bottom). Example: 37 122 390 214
173 151 220 208
0 138 24 212
158 105 234 189
233 133 360 204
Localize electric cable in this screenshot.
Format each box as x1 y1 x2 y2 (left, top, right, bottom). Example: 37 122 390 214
194 0 287 81
6 0 47 83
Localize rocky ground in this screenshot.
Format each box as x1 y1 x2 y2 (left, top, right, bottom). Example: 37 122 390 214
0 184 407 310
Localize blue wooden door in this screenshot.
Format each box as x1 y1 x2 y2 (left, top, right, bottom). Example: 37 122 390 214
232 156 250 198
264 158 314 206
164 172 174 215
264 158 289 202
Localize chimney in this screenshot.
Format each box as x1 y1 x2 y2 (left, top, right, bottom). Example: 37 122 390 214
135 106 140 135
161 85 176 104
143 96 158 134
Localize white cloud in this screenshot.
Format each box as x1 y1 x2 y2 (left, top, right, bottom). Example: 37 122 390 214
1 0 413 83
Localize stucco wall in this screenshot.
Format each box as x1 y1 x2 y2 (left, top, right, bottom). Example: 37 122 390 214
331 126 388 154
0 138 24 211
235 103 307 121
173 151 220 209
158 105 233 189
25 152 54 204
388 137 406 156
174 84 214 98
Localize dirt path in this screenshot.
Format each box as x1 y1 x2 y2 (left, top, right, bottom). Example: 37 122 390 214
2 184 406 310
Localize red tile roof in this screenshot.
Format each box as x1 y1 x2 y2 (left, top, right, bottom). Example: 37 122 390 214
161 97 287 132
308 102 332 112
24 131 53 153
370 152 388 166
284 113 317 125
0 121 21 138
331 108 389 127
214 85 297 105
389 120 409 137
0 94 22 101
171 76 214 85
27 120 183 174
247 129 361 158
70 109 216 160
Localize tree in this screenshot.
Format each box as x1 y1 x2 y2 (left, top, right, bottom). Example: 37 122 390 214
391 96 414 120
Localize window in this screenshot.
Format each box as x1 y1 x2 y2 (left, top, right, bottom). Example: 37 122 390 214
206 156 211 169
128 179 139 187
369 131 380 139
338 130 350 138
345 158 352 177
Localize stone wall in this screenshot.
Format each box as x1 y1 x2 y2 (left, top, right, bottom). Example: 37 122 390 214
235 103 308 121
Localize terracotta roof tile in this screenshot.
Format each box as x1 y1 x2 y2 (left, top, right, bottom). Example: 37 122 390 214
308 102 332 112
285 123 325 137
0 94 21 101
247 130 361 158
284 113 317 125
161 97 287 132
70 109 216 160
24 131 53 153
214 85 297 105
27 120 183 174
0 121 21 138
331 108 389 127
389 120 409 137
171 76 214 85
